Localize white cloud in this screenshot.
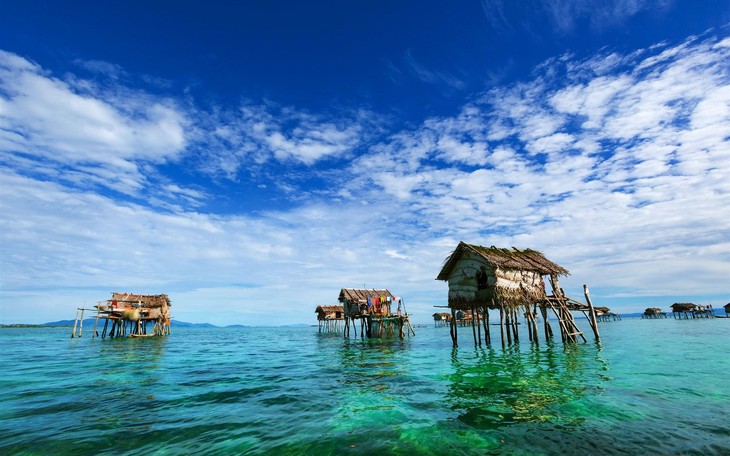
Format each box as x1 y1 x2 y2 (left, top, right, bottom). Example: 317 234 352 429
0 50 188 196
1 31 730 325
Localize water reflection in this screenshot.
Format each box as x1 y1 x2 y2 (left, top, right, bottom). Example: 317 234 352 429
447 342 608 429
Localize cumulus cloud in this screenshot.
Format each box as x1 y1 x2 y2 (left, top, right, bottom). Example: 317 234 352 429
0 50 188 196
1 31 729 325
344 32 730 302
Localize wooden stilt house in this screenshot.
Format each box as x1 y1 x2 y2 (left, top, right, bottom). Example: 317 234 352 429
71 292 172 339
338 288 414 339
670 302 714 319
432 312 451 327
314 305 345 333
436 242 601 347
642 307 667 319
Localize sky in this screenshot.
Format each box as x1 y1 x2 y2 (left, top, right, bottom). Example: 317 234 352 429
1 1 729 325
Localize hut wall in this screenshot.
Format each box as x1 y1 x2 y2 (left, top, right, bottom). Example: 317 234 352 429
444 251 546 309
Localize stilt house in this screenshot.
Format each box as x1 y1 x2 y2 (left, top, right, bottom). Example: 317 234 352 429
670 302 714 319
436 242 601 347
432 312 451 326
642 307 667 319
71 292 172 338
338 288 413 338
314 305 345 333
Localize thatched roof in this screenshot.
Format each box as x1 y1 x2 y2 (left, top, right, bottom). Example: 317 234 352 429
671 302 698 311
339 288 393 304
315 305 344 313
436 242 569 280
110 293 170 308
644 307 663 314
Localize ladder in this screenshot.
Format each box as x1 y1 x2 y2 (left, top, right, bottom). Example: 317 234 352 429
544 296 587 343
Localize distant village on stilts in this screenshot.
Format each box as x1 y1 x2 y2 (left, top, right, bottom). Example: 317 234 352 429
70 241 728 348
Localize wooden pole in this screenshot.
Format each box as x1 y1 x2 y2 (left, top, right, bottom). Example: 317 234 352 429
71 308 79 338
475 307 482 347
470 306 478 347
583 284 601 341
450 307 458 347
483 306 491 347
499 305 506 347
79 309 85 337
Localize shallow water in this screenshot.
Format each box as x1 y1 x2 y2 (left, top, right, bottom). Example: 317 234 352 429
1 318 728 455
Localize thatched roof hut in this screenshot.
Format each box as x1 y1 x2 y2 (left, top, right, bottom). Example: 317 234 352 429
432 312 451 321
593 306 610 316
671 302 698 313
338 288 395 317
436 242 569 310
644 307 663 315
315 305 344 320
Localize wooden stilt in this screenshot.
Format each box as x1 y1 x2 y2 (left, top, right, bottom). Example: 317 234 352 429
540 304 553 341
78 309 85 337
511 308 519 343
505 307 513 345
475 306 482 347
470 306 478 347
71 308 79 338
499 305 506 347
583 284 601 342
483 306 491 347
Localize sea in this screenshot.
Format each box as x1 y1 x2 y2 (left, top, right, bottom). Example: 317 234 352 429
1 318 728 455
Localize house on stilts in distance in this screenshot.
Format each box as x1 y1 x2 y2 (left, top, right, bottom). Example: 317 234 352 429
338 288 414 339
71 292 172 338
436 242 602 347
314 305 345 333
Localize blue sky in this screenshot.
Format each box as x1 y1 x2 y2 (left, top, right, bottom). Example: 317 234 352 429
1 1 729 325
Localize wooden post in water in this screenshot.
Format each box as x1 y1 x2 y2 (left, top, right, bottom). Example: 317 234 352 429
499 304 506 347
583 284 601 341
450 307 458 347
71 308 79 338
78 308 85 337
470 306 478 347
475 306 482 347
482 306 491 347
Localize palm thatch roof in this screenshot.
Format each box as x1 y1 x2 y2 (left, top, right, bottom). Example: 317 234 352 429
110 293 170 308
436 242 569 280
671 302 698 312
338 288 393 304
315 305 344 313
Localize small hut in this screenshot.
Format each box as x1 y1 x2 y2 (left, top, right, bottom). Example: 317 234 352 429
642 307 667 319
432 312 451 327
315 305 344 333
338 288 413 338
725 303 730 317
670 302 714 319
71 292 172 338
594 306 621 322
436 242 601 347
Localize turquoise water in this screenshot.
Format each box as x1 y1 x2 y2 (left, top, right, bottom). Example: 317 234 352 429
1 319 729 455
